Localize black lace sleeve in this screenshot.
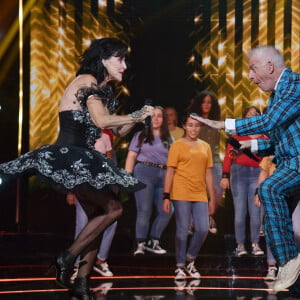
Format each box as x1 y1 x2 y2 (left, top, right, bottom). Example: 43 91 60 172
75 83 119 114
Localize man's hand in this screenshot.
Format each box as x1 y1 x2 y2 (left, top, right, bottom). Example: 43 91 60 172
189 113 225 130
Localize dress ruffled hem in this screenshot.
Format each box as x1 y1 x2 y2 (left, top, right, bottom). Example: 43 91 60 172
0 144 145 193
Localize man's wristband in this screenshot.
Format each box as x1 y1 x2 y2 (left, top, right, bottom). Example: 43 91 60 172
163 192 170 200
254 188 258 195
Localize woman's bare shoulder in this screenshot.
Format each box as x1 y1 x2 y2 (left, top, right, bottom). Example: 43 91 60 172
60 75 98 111
74 74 97 86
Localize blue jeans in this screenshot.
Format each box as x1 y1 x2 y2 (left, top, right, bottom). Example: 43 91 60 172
134 163 173 242
173 200 208 267
230 164 261 244
212 162 223 205
75 201 117 261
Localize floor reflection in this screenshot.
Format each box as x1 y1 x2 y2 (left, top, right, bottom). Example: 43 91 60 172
1 233 300 299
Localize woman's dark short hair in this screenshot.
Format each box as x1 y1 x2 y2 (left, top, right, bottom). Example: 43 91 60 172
76 38 128 83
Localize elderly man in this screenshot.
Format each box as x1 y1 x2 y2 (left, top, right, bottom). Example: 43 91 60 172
191 45 300 292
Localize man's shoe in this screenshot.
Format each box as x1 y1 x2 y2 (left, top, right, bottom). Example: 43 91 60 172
134 242 145 256
144 239 167 254
186 261 201 278
273 254 300 292
93 261 113 277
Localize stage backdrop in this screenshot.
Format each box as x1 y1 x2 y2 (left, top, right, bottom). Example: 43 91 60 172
30 0 300 157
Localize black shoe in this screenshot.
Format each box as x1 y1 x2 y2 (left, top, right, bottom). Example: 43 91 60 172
70 277 95 300
54 251 76 288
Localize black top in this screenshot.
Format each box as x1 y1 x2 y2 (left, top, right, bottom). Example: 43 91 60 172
0 85 144 193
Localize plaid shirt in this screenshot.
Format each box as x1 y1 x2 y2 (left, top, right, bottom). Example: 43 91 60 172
235 68 300 172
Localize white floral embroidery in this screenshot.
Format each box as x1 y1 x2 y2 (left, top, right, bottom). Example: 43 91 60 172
0 144 141 191
85 151 94 159
72 110 84 123
60 147 69 154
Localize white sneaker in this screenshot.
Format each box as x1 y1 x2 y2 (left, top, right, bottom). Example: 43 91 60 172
175 267 187 280
273 253 300 292
134 242 145 255
186 261 201 278
236 244 248 256
264 266 277 281
251 243 264 256
144 239 167 254
93 261 113 277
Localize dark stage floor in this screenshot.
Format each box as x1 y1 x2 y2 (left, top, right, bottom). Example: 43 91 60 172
1 233 300 300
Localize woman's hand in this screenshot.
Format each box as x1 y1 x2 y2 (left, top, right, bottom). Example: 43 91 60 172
189 114 225 130
220 178 230 189
254 194 261 207
163 199 171 213
130 105 154 123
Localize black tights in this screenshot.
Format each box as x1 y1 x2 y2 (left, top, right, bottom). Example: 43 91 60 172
68 185 122 278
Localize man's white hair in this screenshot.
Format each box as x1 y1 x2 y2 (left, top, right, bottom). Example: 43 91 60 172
248 45 286 68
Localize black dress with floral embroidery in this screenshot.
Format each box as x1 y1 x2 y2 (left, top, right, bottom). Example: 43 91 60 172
0 85 145 193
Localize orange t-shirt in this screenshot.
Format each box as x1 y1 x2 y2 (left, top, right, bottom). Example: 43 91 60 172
167 139 213 202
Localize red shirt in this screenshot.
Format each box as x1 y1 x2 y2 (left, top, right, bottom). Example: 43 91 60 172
222 134 268 174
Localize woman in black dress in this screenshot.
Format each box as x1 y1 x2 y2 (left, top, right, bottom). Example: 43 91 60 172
0 38 153 299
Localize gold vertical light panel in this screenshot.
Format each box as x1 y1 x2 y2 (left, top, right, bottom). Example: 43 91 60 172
251 0 268 106
274 0 284 51
209 1 219 93
224 0 235 115
241 0 252 110
30 3 64 150
291 0 300 72
18 0 24 157
16 0 24 226
30 0 126 151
